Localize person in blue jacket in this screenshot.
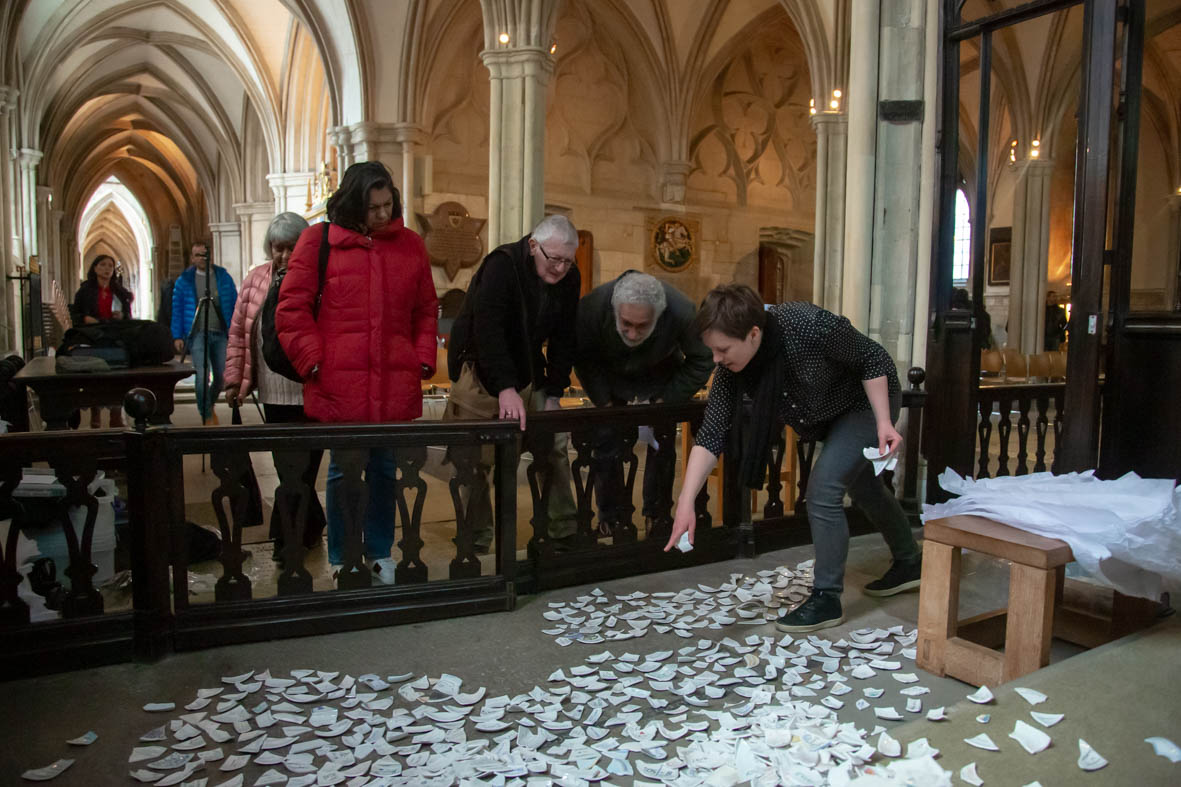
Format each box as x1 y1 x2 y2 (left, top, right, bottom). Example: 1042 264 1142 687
171 241 238 425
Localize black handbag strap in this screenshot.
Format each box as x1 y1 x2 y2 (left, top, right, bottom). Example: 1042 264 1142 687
312 222 331 320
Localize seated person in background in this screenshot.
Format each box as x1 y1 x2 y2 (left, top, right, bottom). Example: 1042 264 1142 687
575 271 713 536
665 284 922 633
446 215 581 553
73 254 133 428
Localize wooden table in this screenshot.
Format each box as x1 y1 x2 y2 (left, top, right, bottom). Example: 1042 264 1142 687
15 357 193 430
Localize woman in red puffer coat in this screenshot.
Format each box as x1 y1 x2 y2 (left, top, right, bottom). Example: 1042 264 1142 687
276 161 438 586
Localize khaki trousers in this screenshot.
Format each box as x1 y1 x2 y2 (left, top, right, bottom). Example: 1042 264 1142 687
444 363 577 549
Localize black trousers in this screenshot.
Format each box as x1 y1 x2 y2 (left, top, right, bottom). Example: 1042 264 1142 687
264 403 327 549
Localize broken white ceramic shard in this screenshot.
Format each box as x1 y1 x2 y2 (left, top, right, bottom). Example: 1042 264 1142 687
863 687 884 699
877 732 901 757
66 731 97 746
960 762 983 786
1014 687 1047 705
1077 739 1107 771
926 706 947 721
855 699 870 711
976 714 991 724
675 532 693 553
906 698 922 713
891 672 919 684
906 738 938 759
874 706 903 720
1009 719 1052 754
1145 737 1181 762
1030 711 1063 727
143 702 176 713
20 760 74 781
129 746 167 763
964 733 1000 751
967 685 994 704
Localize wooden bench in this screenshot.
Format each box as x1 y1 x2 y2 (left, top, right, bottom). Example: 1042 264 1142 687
917 515 1159 686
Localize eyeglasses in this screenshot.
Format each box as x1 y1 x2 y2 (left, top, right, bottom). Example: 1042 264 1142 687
536 243 576 269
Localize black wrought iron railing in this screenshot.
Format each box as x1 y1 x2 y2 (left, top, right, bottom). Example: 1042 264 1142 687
1 370 927 677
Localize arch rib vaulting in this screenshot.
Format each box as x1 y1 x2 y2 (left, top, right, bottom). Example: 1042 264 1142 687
2 0 1180 377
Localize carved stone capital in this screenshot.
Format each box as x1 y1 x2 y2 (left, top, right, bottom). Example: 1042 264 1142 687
809 111 848 135
480 47 556 84
660 160 693 205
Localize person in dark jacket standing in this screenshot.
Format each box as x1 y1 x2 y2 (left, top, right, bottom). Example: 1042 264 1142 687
663 284 922 633
446 215 581 553
73 254 134 428
575 271 713 537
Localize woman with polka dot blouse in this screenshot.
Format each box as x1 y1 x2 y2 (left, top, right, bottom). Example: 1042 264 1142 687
664 284 922 632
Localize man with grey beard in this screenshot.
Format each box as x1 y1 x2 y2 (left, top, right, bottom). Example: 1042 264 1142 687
575 272 713 537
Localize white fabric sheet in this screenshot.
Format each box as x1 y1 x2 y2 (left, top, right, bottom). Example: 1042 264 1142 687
922 469 1180 599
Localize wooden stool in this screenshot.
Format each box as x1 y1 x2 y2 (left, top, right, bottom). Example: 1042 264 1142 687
918 515 1074 687
917 515 1159 686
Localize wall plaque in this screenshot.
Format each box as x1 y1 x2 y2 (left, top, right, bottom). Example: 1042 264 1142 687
417 201 486 279
646 215 699 273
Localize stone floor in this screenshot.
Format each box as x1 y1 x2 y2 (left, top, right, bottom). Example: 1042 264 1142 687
4 530 1175 785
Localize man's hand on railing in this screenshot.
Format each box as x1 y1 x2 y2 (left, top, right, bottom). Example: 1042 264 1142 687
498 387 527 430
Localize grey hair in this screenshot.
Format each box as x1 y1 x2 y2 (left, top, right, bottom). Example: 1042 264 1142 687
264 212 310 257
611 272 667 321
530 214 578 247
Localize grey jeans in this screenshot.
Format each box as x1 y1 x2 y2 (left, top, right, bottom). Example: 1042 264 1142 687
806 403 920 594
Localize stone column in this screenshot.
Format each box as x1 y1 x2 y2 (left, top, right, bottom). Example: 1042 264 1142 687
1168 195 1181 312
209 221 243 285
660 160 692 205
811 112 847 310
841 0 879 329
394 123 426 231
234 201 278 276
0 87 17 348
16 149 43 262
266 172 313 214
1008 157 1055 354
481 46 556 248
841 0 930 374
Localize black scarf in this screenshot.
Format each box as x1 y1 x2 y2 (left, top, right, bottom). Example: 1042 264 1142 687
734 314 785 489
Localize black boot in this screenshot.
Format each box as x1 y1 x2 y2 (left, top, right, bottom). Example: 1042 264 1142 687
864 556 922 597
776 589 844 633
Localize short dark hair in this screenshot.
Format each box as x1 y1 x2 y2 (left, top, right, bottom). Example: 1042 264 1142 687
693 283 766 339
326 161 401 232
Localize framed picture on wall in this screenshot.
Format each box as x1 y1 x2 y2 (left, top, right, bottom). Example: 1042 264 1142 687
988 227 1012 286
645 215 701 273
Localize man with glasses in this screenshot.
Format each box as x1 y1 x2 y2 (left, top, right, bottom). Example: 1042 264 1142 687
447 215 582 553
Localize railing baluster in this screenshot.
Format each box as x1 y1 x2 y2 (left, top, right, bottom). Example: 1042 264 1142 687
447 442 485 579
762 428 786 519
208 448 256 601
394 446 429 584
1034 394 1050 473
644 419 677 543
568 427 600 548
272 449 314 595
51 461 105 617
996 396 1012 477
1015 395 1032 475
977 397 994 478
1052 389 1065 473
524 429 556 557
0 463 29 626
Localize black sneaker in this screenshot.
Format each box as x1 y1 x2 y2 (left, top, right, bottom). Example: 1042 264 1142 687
864 557 923 597
776 590 844 633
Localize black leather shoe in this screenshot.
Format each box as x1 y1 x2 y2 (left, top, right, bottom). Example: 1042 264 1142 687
864 557 922 597
775 590 844 633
